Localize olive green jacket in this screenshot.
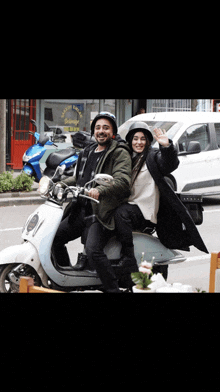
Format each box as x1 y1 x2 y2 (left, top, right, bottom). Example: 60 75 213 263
64 139 132 230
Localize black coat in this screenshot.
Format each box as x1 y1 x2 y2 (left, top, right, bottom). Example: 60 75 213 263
146 142 208 254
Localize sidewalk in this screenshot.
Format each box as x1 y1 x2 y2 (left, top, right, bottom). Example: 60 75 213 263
0 171 42 207
0 190 43 207
0 171 75 207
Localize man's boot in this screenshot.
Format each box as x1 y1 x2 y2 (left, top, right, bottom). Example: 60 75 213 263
116 246 139 290
72 253 87 271
92 251 121 293
118 246 139 273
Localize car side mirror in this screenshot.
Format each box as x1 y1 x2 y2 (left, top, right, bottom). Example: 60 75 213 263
178 141 201 156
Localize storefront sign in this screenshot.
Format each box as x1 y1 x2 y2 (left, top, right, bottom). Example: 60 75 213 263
72 104 84 112
61 104 84 129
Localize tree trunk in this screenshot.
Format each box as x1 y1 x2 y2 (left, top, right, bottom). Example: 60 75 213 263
0 99 6 173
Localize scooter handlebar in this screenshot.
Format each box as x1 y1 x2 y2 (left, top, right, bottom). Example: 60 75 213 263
79 194 100 204
65 186 100 204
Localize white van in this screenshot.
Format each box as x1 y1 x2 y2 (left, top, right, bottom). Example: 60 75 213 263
118 111 220 195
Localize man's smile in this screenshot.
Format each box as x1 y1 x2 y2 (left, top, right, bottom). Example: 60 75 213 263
97 133 107 139
94 118 114 149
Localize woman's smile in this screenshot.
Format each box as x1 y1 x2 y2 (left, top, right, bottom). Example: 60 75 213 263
132 132 147 153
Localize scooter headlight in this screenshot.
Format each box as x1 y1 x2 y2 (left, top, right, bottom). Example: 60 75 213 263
54 183 65 200
23 151 41 162
38 176 53 196
22 152 30 162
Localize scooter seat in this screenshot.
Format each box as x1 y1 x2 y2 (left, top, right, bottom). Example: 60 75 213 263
46 147 76 169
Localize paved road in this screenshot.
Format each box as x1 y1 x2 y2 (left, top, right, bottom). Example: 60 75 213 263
168 196 220 292
0 196 220 292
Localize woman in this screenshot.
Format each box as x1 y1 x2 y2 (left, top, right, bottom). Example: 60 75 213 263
114 121 208 280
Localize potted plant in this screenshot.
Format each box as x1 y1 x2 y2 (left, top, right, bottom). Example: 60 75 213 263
131 259 155 293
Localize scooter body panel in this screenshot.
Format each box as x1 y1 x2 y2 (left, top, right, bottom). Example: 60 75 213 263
22 202 63 252
25 143 45 158
23 144 47 181
24 142 78 182
23 164 34 177
0 185 186 291
133 232 186 265
0 242 48 287
103 232 186 265
60 155 78 169
23 161 42 182
21 202 102 288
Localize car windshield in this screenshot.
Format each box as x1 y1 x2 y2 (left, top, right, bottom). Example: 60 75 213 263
119 120 183 145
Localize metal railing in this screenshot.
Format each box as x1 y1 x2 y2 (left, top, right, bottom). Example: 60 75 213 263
147 99 212 112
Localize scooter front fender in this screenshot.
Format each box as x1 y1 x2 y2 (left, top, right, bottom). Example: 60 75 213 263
0 242 48 287
23 163 41 183
23 164 34 176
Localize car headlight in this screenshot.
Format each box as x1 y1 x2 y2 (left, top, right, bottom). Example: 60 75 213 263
38 176 53 196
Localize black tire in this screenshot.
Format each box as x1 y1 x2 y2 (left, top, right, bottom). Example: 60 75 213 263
0 264 41 293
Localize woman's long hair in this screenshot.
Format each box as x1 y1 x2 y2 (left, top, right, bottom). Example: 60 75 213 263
130 137 151 187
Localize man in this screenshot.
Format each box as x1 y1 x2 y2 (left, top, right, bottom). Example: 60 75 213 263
52 112 132 293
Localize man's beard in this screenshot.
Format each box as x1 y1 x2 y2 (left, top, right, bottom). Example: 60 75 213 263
95 133 112 147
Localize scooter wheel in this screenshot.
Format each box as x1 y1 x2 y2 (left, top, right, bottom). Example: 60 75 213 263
0 264 41 293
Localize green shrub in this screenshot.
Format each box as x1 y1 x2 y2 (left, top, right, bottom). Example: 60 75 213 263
0 171 14 192
0 171 34 193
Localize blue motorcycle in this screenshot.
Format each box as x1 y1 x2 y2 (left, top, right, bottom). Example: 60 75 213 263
22 120 78 183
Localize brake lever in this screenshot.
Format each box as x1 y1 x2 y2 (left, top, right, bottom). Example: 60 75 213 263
79 194 100 204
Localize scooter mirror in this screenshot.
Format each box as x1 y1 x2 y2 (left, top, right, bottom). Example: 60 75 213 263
94 174 114 186
51 164 66 181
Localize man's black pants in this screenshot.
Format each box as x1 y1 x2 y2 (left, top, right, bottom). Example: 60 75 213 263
52 210 120 292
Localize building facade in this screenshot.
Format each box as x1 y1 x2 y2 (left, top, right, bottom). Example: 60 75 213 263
5 99 133 170
5 98 218 170
146 99 213 112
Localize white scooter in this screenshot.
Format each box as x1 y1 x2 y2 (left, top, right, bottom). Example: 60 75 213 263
0 166 186 293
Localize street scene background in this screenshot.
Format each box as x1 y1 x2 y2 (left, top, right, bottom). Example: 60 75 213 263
0 194 219 292
1 99 220 292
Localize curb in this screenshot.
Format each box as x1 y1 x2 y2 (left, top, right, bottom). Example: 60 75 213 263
0 197 44 207
0 190 72 207
0 190 38 199
0 193 44 207
0 187 42 207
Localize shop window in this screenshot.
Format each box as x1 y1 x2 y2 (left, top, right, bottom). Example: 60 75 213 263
43 100 115 134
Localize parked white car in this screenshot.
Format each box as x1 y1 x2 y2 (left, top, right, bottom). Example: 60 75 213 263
119 111 220 195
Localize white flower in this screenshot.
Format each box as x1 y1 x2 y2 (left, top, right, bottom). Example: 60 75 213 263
139 267 151 275
141 261 152 269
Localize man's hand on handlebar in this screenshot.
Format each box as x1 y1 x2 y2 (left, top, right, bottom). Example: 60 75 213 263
88 188 100 200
